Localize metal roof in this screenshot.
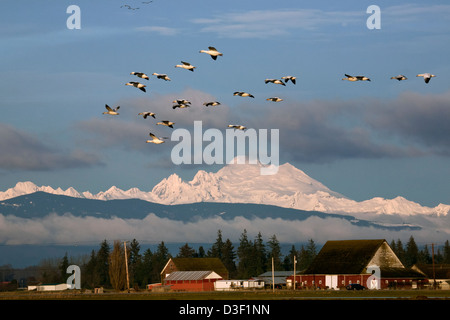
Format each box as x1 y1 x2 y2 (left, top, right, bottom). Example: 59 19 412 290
164 271 221 281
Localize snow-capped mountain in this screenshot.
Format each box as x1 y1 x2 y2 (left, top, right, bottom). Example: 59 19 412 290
0 162 448 217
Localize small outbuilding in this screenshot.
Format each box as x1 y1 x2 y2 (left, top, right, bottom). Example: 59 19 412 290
214 279 264 291
163 270 222 292
28 283 68 291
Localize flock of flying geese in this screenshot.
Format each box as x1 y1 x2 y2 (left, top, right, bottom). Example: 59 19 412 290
102 45 437 144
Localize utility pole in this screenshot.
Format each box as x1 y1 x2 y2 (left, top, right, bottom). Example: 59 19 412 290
431 243 436 289
293 255 297 290
123 241 130 292
272 257 275 293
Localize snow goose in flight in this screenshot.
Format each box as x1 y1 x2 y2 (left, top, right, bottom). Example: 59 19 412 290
175 61 196 72
172 103 190 109
203 101 221 107
390 75 408 81
416 73 436 83
103 104 120 115
228 124 246 130
146 133 167 144
199 46 223 60
342 74 371 81
130 72 149 80
157 120 175 128
173 99 191 105
138 112 156 119
125 81 146 92
265 79 286 86
234 91 254 98
266 97 283 102
282 76 296 84
152 73 171 81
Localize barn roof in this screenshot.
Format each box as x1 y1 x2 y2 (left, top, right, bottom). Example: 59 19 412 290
303 239 387 274
168 258 228 276
413 264 450 279
164 271 222 281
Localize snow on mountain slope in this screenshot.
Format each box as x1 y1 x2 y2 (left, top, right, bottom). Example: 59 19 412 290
0 162 448 216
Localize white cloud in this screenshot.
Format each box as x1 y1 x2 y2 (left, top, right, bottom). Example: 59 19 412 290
1 213 448 246
135 26 179 36
191 8 362 39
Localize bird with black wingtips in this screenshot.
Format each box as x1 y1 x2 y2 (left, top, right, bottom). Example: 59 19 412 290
173 99 191 105
172 103 190 109
152 73 171 81
175 61 196 72
416 73 436 83
103 104 120 115
228 124 246 130
282 76 296 84
130 72 149 80
342 74 371 81
126 81 146 92
234 91 254 98
157 120 175 128
265 78 286 86
390 75 407 81
199 46 223 60
138 112 156 119
266 97 283 102
203 101 221 107
146 133 167 144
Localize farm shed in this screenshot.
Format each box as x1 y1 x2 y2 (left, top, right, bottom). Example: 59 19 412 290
214 279 265 291
252 271 295 289
412 264 450 289
291 239 427 290
163 271 222 292
28 283 68 291
161 257 229 281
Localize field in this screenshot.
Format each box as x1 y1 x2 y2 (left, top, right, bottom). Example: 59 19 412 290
1 289 449 300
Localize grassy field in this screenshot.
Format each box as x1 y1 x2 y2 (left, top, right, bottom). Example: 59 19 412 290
1 289 449 300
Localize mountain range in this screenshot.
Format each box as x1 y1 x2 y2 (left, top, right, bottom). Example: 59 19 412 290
1 162 448 217
1 161 449 268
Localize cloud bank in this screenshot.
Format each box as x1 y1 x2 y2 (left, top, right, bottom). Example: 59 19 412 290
0 123 102 171
1 212 448 246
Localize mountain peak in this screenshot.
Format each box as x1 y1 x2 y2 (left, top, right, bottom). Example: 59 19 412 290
0 161 448 216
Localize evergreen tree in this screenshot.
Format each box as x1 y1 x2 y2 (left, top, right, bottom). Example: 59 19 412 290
221 239 237 279
59 253 70 283
395 239 406 264
197 246 206 258
443 240 450 264
267 234 283 271
140 248 155 284
283 245 298 271
153 241 171 283
405 236 419 267
208 230 224 259
96 240 111 287
128 239 142 288
83 250 99 288
237 229 253 278
253 232 267 275
177 243 196 258
418 245 432 264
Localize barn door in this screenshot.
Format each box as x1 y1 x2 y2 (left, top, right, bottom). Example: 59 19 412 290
326 275 338 289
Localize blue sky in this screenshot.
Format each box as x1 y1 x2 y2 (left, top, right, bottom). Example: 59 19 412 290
1 0 449 207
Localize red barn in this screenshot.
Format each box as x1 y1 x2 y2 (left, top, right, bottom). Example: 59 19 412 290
163 271 222 292
288 239 428 290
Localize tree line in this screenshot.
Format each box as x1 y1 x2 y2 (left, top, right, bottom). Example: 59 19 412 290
2 233 449 291
34 229 319 290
